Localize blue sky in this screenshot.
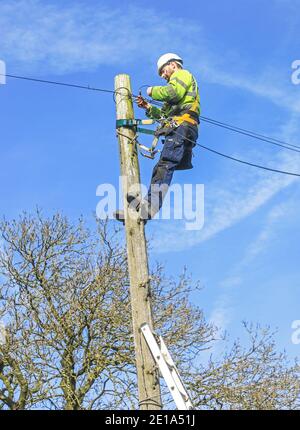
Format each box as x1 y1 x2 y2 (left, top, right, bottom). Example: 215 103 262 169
0 0 300 360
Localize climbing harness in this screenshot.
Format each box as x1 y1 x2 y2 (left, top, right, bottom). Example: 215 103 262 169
116 118 158 159
116 117 180 159
116 84 199 159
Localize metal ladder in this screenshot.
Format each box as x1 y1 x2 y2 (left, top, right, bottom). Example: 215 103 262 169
141 323 194 410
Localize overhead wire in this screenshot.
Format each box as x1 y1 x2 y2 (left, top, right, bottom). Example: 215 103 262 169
134 89 300 175
2 72 300 176
199 116 300 153
4 72 297 152
1 73 119 95
135 91 300 153
175 129 300 177
200 115 300 149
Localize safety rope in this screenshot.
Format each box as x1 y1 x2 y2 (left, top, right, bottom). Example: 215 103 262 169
116 129 160 159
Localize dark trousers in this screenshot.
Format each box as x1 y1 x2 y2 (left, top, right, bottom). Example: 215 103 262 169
145 124 198 216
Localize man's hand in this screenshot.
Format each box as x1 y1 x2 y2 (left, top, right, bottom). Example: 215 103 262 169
136 95 151 110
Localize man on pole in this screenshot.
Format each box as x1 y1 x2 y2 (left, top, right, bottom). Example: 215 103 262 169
115 53 200 223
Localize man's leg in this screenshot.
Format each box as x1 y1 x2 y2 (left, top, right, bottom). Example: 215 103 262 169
143 128 187 218
119 125 198 222
143 158 177 218
175 125 198 170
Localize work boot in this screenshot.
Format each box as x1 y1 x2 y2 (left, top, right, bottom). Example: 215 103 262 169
127 192 141 209
113 193 139 224
114 193 152 224
113 208 148 225
139 201 155 221
127 192 154 219
128 192 155 221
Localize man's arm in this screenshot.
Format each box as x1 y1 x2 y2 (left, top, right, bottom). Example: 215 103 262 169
136 95 162 120
150 70 193 104
145 105 163 120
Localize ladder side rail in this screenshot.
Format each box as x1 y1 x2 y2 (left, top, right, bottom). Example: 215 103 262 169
141 324 189 410
159 336 193 409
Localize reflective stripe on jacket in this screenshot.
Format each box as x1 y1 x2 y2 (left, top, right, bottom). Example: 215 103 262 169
146 69 200 124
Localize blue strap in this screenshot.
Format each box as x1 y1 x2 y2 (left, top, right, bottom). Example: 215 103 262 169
137 127 156 135
116 119 156 135
116 119 155 127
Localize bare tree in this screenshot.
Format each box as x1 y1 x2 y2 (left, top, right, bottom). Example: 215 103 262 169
0 210 298 410
0 212 134 409
0 211 215 409
188 322 300 410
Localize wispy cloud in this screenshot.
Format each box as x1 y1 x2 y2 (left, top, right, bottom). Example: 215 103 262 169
194 60 300 116
152 114 300 253
2 1 299 256
208 193 298 335
209 191 299 328
1 0 299 121
240 198 297 266
208 276 242 329
152 160 298 253
0 0 202 74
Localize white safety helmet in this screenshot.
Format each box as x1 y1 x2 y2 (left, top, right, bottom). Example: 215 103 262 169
157 53 183 75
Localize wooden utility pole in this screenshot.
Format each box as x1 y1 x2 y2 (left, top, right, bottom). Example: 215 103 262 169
114 74 162 410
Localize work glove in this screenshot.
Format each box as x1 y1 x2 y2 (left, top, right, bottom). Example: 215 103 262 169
136 95 151 110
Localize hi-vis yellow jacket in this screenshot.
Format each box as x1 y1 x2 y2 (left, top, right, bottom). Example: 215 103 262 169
146 69 200 126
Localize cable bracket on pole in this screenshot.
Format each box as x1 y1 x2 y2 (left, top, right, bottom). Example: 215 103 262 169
116 119 160 159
